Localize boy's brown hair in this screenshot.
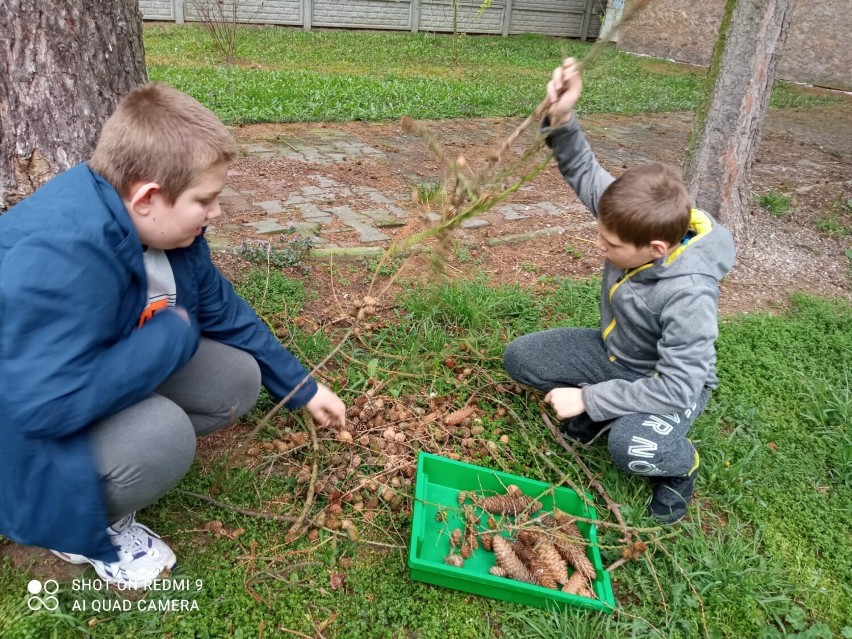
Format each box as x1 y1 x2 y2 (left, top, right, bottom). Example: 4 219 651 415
597 162 691 247
89 83 237 204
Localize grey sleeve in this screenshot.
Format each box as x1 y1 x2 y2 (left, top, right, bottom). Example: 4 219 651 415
581 278 719 419
545 116 615 216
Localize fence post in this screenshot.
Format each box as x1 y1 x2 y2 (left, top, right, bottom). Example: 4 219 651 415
501 0 513 37
303 0 312 30
580 0 594 41
410 0 420 33
174 0 184 24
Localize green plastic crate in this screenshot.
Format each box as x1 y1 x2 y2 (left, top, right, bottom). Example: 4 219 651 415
408 452 615 613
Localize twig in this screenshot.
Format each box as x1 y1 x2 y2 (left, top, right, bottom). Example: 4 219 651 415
243 540 265 605
539 406 633 543
179 490 300 523
179 489 405 550
605 557 629 572
652 536 709 639
485 0 651 167
285 414 320 543
644 548 670 627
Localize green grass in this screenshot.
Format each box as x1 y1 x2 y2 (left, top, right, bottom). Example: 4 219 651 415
759 189 793 217
814 195 852 237
143 25 835 124
2 273 850 638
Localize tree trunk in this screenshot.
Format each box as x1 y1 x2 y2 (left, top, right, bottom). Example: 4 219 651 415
0 1 147 211
683 0 796 243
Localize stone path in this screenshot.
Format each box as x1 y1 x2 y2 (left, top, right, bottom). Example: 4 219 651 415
207 107 851 261
208 122 579 258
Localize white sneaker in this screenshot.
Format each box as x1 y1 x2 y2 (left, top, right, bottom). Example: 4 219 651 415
51 513 176 589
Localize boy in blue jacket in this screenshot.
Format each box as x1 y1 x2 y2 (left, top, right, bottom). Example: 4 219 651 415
504 59 735 523
0 84 346 587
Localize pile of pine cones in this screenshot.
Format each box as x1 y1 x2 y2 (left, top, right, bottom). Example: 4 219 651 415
443 485 597 598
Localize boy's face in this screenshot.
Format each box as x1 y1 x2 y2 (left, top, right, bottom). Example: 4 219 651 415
129 162 228 250
595 225 668 270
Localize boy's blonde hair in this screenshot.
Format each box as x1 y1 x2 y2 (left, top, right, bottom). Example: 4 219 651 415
89 83 237 203
597 162 691 248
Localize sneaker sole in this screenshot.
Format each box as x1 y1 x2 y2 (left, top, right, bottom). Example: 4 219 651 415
51 550 176 589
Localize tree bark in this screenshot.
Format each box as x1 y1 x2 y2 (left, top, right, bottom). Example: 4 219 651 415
0 1 147 211
683 0 796 243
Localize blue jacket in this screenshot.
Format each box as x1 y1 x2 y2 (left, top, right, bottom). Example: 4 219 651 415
0 164 317 560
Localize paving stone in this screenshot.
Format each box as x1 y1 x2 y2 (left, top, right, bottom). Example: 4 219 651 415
308 174 342 189
461 218 490 229
244 144 271 154
486 226 566 246
274 138 310 151
284 194 308 205
536 202 563 215
245 219 291 235
254 200 284 215
328 205 390 243
220 186 239 198
287 221 322 235
497 205 530 221
366 190 394 205
362 209 407 227
296 203 333 222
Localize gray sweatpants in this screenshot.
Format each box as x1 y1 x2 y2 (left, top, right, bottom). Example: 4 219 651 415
504 328 709 478
87 338 261 522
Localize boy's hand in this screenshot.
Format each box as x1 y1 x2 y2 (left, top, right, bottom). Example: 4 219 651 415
546 58 583 127
544 387 586 420
306 383 346 429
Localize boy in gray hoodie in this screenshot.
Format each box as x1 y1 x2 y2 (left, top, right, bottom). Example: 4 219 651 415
504 58 736 523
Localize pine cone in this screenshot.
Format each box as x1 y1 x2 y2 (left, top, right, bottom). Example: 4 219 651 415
489 566 507 578
534 539 570 585
513 540 559 589
445 406 476 426
554 539 596 581
544 514 597 580
562 571 588 596
491 536 537 585
476 494 542 516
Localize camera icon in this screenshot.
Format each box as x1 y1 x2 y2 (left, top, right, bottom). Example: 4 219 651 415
26 579 60 611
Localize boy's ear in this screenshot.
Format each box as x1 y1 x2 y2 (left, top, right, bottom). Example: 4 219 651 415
127 182 161 217
649 240 670 260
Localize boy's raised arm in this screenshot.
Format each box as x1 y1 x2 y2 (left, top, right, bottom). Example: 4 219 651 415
544 58 615 216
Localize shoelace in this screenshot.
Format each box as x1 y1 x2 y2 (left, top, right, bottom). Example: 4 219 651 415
111 521 161 560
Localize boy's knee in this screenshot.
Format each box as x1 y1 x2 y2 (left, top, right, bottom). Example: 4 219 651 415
98 403 197 517
503 338 527 381
606 422 658 475
135 408 197 479
606 426 633 473
230 354 262 420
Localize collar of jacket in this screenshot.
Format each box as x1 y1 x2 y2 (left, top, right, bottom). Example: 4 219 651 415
665 208 713 266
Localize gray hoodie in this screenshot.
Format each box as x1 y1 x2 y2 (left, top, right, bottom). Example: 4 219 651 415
546 117 736 421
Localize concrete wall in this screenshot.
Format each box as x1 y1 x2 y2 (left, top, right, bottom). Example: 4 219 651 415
617 0 851 90
139 0 603 39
